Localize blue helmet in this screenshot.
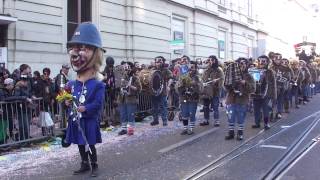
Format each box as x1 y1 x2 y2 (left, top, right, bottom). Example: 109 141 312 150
67 22 104 50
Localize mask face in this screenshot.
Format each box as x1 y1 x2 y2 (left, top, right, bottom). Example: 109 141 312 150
258 58 268 68
190 64 197 74
68 44 95 72
239 60 247 72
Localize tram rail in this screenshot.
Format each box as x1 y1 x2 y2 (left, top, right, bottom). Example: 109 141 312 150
184 111 320 180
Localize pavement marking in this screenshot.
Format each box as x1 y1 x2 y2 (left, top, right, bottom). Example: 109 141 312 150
158 128 219 153
281 125 291 129
260 145 288 150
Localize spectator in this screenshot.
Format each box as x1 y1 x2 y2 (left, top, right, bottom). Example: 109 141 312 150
54 64 70 126
32 71 42 98
41 68 55 112
0 78 15 143
54 64 70 94
12 64 34 140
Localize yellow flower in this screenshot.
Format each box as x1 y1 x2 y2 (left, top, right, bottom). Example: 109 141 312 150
56 90 73 103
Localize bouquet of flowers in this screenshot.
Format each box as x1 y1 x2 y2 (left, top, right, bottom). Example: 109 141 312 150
56 86 73 103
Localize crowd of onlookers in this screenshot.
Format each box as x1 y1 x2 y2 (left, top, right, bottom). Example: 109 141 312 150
0 63 70 144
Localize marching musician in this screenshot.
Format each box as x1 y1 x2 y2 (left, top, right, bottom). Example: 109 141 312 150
177 60 201 135
251 55 277 130
117 61 141 136
307 62 317 97
270 53 292 119
200 55 224 127
290 59 304 109
281 58 294 113
150 56 173 126
299 60 311 104
225 58 255 140
316 61 320 94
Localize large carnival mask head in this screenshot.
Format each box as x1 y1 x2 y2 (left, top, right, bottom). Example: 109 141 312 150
67 22 105 73
257 55 270 69
154 56 166 69
208 55 219 68
299 60 306 68
281 58 289 67
236 57 248 72
273 53 282 65
189 61 197 75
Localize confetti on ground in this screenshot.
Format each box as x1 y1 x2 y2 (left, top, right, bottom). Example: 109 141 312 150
0 116 185 177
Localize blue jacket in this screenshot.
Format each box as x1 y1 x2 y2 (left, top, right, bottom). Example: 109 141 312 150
66 79 105 145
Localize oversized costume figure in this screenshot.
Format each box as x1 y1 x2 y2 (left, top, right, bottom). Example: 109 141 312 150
65 22 105 177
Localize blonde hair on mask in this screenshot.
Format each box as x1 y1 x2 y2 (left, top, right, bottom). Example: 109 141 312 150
85 48 104 81
90 48 103 72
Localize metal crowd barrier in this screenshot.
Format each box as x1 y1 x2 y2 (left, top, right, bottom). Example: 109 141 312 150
102 91 153 126
0 92 169 148
0 98 53 147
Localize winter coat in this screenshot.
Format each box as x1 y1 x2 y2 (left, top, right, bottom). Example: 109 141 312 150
201 67 224 98
225 72 255 105
117 75 142 104
159 67 173 97
270 64 292 91
177 72 202 103
251 68 277 100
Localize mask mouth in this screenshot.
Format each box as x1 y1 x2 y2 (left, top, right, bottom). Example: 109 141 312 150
70 50 87 69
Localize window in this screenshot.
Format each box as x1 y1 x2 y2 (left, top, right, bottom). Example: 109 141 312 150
248 0 252 17
171 17 186 57
248 38 254 58
219 0 226 6
0 25 7 47
218 30 227 59
67 0 92 41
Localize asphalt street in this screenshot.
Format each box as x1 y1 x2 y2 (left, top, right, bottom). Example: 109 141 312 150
2 95 320 180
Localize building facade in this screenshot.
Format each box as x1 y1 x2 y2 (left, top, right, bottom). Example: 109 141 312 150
0 0 283 74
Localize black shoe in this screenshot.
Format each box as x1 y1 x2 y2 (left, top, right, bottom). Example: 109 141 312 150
264 124 271 130
187 129 194 135
163 122 168 126
225 130 235 140
91 163 98 177
252 124 260 129
180 129 188 135
150 121 159 126
73 161 90 175
236 130 243 141
118 129 127 136
199 121 209 126
214 123 220 127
